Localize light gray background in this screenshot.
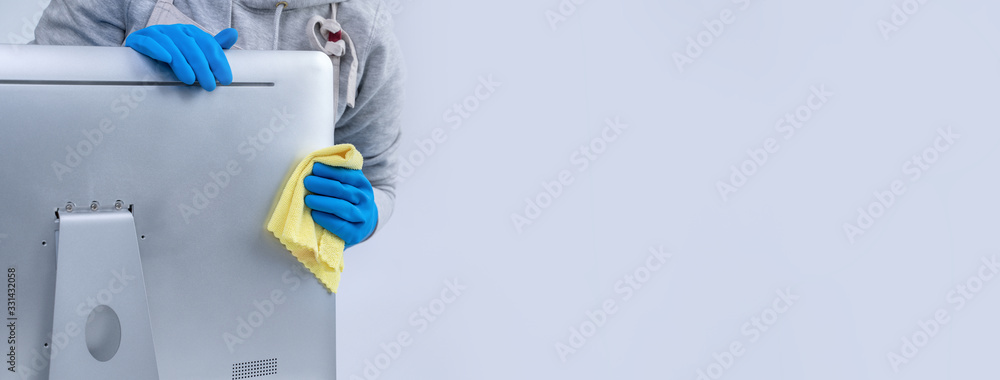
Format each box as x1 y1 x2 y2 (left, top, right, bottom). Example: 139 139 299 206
4 0 1000 379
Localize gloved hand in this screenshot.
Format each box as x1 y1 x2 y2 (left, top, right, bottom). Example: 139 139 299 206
125 24 238 91
304 163 378 248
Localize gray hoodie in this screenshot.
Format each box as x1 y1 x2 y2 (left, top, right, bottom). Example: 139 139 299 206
31 0 404 239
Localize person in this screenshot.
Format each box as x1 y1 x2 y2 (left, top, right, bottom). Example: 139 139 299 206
31 0 404 248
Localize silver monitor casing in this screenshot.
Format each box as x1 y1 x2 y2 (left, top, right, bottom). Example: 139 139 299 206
0 44 338 380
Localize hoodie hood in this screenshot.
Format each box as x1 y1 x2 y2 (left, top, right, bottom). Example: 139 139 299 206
236 0 349 11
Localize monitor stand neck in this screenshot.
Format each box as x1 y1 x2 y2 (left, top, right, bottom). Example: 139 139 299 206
50 206 159 379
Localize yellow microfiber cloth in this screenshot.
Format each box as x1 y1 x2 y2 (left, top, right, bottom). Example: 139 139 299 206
267 144 363 293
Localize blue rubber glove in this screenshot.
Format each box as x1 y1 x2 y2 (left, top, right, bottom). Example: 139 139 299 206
304 163 378 248
124 24 238 91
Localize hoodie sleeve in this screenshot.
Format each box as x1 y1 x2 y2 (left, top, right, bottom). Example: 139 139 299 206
30 0 130 46
336 4 405 240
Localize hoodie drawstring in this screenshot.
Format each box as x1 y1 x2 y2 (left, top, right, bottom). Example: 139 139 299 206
307 3 359 108
273 2 287 50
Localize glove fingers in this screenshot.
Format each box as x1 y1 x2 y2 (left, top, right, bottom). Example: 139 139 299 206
311 163 372 190
304 176 364 205
144 31 196 85
214 28 239 49
173 26 216 91
124 34 172 63
311 210 360 246
191 28 233 85
305 195 364 223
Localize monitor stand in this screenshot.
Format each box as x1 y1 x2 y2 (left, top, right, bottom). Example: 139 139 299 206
49 203 159 379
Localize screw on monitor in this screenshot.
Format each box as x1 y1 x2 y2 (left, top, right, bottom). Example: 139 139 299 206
90 201 99 211
115 200 124 210
65 202 75 213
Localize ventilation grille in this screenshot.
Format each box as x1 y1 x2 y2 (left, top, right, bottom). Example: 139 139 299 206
233 358 278 379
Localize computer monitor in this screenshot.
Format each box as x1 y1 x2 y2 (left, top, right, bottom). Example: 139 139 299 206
0 44 338 379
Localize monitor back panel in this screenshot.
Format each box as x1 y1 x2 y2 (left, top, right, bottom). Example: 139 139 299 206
0 45 337 380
